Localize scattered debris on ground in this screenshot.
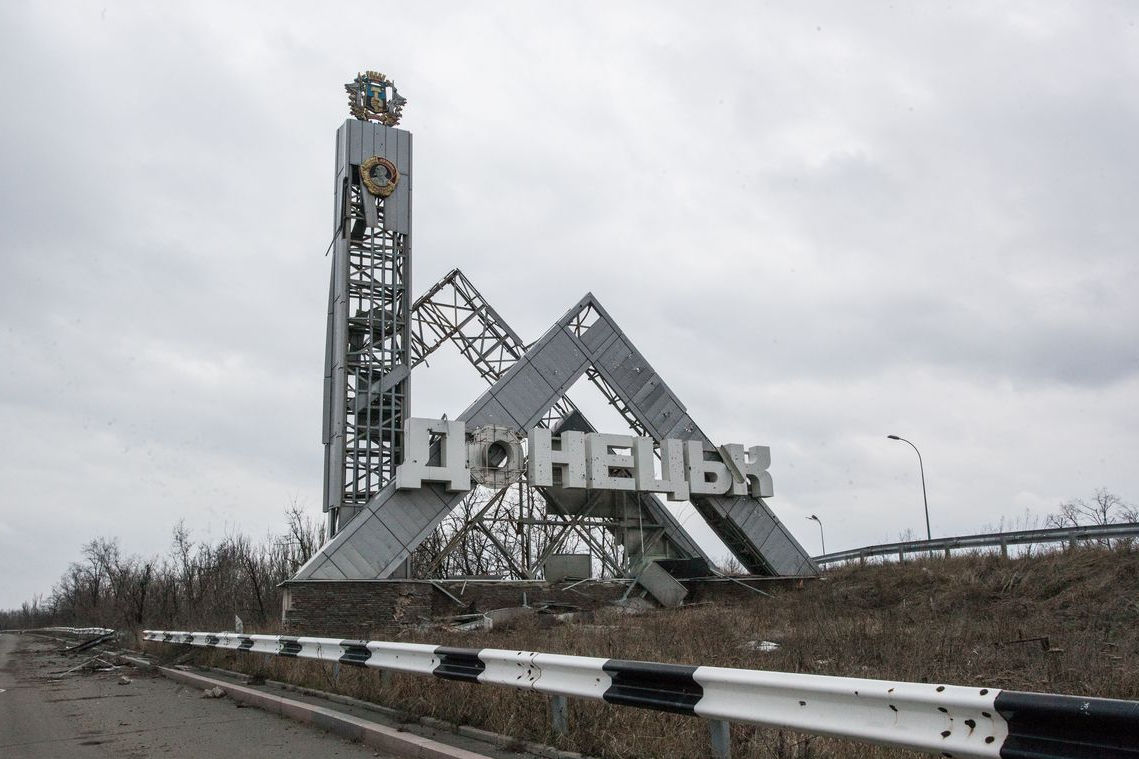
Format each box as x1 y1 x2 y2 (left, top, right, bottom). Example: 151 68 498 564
740 640 781 653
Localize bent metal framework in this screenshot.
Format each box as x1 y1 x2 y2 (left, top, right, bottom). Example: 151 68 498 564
293 73 817 584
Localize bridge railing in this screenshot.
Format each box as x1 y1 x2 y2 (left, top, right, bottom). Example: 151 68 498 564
813 522 1139 565
143 629 1138 759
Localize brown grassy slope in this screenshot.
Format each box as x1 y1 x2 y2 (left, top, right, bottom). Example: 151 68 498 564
176 545 1139 759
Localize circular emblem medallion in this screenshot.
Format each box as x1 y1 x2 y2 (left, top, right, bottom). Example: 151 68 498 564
360 155 400 198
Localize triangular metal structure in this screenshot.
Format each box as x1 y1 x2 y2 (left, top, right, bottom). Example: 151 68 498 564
405 269 712 575
295 292 817 581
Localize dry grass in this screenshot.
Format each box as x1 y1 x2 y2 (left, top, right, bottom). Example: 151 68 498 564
147 544 1139 758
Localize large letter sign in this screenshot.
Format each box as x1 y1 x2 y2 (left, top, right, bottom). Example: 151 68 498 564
395 418 773 498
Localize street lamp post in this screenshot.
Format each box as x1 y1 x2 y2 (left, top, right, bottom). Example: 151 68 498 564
887 434 931 541
807 514 825 556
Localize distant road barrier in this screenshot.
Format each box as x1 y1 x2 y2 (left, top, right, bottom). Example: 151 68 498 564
44 626 116 636
0 626 116 637
813 522 1139 566
143 630 1138 758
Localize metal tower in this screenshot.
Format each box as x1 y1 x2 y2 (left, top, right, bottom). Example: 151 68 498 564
323 73 412 538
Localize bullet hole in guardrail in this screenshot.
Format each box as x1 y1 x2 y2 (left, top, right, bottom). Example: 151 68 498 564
889 704 898 712
941 730 951 738
938 707 948 713
888 687 895 693
965 719 976 730
985 737 995 744
937 686 946 692
979 689 989 695
799 701 806 707
981 711 992 718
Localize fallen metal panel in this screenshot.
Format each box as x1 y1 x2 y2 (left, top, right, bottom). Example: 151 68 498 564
544 554 592 582
635 562 688 607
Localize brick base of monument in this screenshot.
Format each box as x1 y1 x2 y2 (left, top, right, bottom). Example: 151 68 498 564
280 577 808 639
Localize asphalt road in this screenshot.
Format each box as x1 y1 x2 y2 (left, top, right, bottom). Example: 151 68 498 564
0 633 393 758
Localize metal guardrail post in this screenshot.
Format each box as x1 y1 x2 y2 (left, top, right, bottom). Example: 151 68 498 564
709 719 731 759
550 694 568 736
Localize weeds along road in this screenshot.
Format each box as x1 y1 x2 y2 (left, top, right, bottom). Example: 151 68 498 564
0 633 395 758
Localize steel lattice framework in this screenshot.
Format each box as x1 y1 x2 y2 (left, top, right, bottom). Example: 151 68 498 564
323 119 412 538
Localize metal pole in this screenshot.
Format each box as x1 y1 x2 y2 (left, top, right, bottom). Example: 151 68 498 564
709 719 731 759
887 435 931 541
550 694 569 736
807 515 825 555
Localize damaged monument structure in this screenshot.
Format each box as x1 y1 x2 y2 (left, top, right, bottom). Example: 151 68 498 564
281 74 817 637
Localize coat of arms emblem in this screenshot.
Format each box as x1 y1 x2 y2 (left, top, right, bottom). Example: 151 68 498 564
346 71 406 127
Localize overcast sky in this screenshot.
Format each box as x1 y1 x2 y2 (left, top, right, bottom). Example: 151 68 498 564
2 2 1137 608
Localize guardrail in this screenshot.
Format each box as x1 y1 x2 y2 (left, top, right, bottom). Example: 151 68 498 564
143 629 1138 758
0 626 116 637
44 626 116 636
813 522 1139 565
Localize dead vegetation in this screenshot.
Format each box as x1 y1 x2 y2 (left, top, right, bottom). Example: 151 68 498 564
163 544 1138 759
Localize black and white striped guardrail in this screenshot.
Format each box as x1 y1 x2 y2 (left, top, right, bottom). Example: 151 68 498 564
143 630 1138 758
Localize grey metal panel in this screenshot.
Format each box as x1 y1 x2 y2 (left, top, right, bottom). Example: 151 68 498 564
303 556 347 581
528 327 587 395
382 126 411 235
758 524 811 576
577 315 616 356
343 518 405 569
348 118 363 165
369 122 384 157
636 561 688 607
545 554 591 582
595 338 654 400
327 543 377 578
493 360 558 430
662 412 703 441
735 503 780 546
631 375 668 413
322 276 335 445
376 485 449 544
460 394 517 429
